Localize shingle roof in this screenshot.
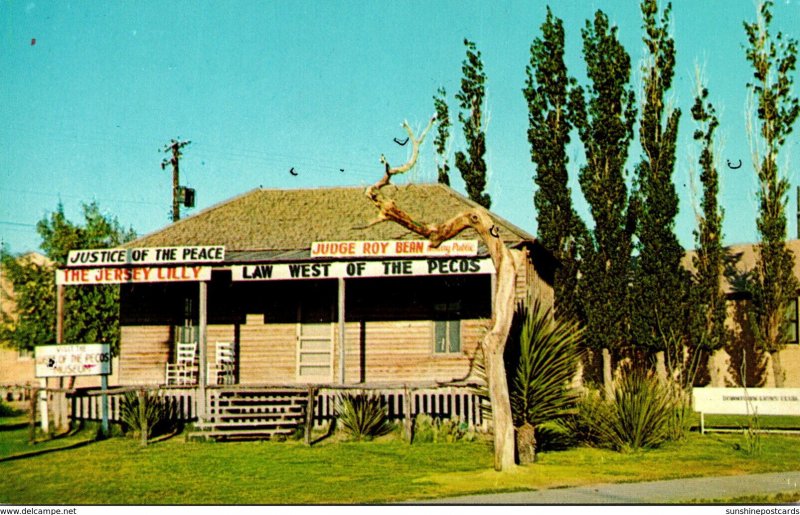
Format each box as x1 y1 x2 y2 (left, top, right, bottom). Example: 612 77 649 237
126 184 537 261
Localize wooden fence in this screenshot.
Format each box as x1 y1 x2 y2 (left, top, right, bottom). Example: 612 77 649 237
67 383 486 428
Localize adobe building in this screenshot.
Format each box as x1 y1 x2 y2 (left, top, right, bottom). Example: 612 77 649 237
685 241 800 387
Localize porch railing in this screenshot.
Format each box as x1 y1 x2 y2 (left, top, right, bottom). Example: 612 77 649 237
67 383 486 428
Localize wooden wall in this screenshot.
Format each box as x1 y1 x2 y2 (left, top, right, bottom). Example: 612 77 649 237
119 326 170 385
118 317 486 386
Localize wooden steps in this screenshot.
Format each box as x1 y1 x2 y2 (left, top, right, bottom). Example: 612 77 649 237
191 388 309 441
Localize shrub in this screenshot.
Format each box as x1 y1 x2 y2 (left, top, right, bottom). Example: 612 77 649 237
571 366 677 451
119 390 180 442
336 392 393 441
0 400 22 417
412 414 474 443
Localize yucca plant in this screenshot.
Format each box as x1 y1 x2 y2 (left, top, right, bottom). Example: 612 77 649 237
509 299 584 461
474 298 584 461
119 389 179 444
591 365 674 451
336 391 393 441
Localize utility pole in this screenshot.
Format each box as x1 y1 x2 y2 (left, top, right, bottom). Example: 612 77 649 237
161 139 191 222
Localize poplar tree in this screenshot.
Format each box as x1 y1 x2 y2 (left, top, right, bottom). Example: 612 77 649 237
455 39 491 209
743 0 800 387
572 11 637 394
433 87 451 186
630 0 687 367
523 7 584 323
688 84 728 383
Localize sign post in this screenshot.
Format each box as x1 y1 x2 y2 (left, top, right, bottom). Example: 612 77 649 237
35 343 112 436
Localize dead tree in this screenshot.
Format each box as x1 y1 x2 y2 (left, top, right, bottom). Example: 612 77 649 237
365 117 520 471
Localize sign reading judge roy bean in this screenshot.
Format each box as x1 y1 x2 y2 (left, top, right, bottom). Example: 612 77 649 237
35 343 112 378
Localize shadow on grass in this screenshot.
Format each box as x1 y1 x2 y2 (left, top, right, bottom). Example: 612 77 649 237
0 438 95 463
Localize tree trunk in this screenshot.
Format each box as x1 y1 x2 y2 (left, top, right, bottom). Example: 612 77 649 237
655 351 668 384
602 348 613 399
485 343 516 470
516 422 536 465
364 117 519 470
770 350 785 387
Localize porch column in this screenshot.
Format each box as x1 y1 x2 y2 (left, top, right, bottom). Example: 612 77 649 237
338 276 346 384
197 280 208 419
56 284 65 345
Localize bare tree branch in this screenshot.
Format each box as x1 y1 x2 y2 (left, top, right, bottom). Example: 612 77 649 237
363 115 520 471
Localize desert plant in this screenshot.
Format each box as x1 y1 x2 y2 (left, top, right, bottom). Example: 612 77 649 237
119 389 179 443
590 365 674 451
412 414 473 443
509 299 584 461
336 392 393 441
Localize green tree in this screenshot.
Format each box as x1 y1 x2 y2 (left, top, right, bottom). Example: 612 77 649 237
455 39 491 208
572 10 637 394
433 87 451 186
688 83 728 383
0 251 55 350
523 7 585 324
743 0 800 387
630 0 687 368
1 201 136 354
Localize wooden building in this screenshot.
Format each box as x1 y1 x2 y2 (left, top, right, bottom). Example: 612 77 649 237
59 184 555 435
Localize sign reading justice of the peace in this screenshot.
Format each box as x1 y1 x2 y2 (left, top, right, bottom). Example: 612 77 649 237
66 245 225 267
310 240 478 258
232 258 494 281
35 343 112 378
57 265 212 285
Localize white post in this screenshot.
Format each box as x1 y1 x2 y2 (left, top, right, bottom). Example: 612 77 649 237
198 281 208 420
38 378 49 433
338 277 346 385
100 374 109 437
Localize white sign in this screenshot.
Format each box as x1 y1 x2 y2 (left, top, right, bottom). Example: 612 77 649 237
232 258 494 281
35 343 112 378
66 246 225 267
693 387 800 416
57 266 212 285
310 240 478 258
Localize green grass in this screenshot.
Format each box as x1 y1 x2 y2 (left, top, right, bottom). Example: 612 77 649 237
700 414 800 430
0 422 799 504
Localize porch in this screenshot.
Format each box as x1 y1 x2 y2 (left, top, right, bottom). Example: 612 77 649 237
68 382 486 440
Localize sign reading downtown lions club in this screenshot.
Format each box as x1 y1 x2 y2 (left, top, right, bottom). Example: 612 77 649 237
693 387 800 416
233 258 494 281
35 343 112 378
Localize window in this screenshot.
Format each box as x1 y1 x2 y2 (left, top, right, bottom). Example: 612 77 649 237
785 297 798 344
434 302 461 354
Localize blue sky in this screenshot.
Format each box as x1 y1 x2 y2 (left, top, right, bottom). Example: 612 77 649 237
1 1 799 255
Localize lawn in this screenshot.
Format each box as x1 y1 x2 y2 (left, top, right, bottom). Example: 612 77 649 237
1 421 799 505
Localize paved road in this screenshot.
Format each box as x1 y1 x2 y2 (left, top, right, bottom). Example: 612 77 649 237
423 471 800 504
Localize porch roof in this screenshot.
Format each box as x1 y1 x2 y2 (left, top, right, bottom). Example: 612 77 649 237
125 184 541 262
